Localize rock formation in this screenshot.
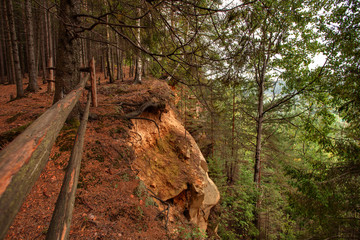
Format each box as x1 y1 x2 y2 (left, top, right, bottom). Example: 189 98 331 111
126 80 220 232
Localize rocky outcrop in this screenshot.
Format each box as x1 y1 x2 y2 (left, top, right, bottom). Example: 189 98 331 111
127 80 220 232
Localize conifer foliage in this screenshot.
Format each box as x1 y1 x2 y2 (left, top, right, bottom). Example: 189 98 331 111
0 0 359 239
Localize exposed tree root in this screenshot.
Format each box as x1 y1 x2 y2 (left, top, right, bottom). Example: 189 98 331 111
124 101 165 119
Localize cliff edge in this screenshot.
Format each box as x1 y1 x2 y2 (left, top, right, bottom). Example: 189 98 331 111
119 79 220 232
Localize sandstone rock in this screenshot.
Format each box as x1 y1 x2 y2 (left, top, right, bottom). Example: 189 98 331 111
130 84 220 232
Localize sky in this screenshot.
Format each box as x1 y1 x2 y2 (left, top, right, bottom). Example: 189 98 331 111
309 53 327 69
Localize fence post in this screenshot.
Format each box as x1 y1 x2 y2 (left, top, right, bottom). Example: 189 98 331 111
89 57 98 107
47 57 54 92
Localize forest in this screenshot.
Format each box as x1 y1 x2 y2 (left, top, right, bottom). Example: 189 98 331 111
0 0 359 239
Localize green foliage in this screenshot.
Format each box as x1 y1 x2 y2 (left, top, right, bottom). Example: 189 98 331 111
208 157 258 239
144 196 157 207
133 181 147 198
175 225 207 240
275 1 360 238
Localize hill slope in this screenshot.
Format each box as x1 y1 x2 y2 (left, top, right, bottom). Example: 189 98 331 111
0 75 219 239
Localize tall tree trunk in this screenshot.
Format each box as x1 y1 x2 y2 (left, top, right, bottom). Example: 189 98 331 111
2 0 15 85
119 50 124 81
6 0 24 98
253 50 268 239
52 23 57 66
41 6 47 83
227 86 236 185
21 1 28 79
210 85 214 159
254 81 264 184
0 33 4 84
117 36 124 81
106 15 114 83
19 40 26 79
35 8 41 78
48 10 53 62
142 58 147 77
103 53 107 79
129 54 133 77
81 38 87 65
106 50 113 82
0 0 5 84
25 0 38 92
254 79 264 239
133 7 142 84
112 48 115 78
43 0 49 60
86 33 91 61
54 0 81 120
110 47 116 76
116 35 120 80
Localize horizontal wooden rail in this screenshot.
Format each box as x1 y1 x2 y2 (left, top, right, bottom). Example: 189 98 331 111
0 75 89 240
46 92 91 240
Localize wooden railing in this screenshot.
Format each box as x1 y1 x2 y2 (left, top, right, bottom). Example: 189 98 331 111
0 58 97 240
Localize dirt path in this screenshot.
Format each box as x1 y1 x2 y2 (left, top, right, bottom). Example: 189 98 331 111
1 74 170 239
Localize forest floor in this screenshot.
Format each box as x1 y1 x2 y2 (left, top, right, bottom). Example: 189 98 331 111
0 71 190 240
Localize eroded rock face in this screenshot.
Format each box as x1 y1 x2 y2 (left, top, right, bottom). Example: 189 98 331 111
129 84 220 232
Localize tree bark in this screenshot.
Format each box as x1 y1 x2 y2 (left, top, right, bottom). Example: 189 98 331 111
106 49 113 82
129 54 133 77
25 0 39 92
119 49 124 81
254 83 264 186
112 48 115 78
227 86 236 185
142 58 147 77
35 10 41 79
253 34 269 238
54 0 82 120
116 35 121 80
0 1 7 83
81 38 86 65
2 0 15 85
86 33 91 63
106 15 114 83
103 52 107 79
133 6 142 84
253 76 264 239
0 0 5 84
0 34 4 84
6 0 24 98
21 1 28 79
48 9 53 63
41 10 47 83
47 57 54 92
43 0 49 60
89 57 97 107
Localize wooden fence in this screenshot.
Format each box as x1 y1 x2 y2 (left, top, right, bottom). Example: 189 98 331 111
0 57 97 240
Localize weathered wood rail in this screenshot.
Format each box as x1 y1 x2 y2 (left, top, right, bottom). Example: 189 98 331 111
46 92 91 240
0 58 97 240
